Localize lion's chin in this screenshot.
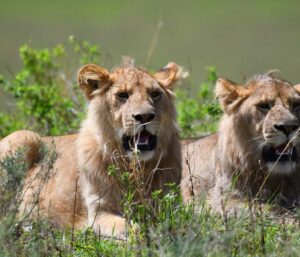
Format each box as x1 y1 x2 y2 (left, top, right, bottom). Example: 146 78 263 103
126 150 156 162
266 162 297 175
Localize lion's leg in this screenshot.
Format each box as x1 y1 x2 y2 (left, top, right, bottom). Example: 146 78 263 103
81 177 127 240
208 185 298 224
87 196 127 240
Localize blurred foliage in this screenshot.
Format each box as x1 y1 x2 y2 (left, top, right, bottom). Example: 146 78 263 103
176 66 221 138
0 38 220 139
0 37 100 137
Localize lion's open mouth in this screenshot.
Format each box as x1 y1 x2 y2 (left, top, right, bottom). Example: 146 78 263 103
262 143 298 162
122 130 157 152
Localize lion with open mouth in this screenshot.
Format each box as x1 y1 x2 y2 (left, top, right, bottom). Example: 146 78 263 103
0 58 187 239
181 73 300 214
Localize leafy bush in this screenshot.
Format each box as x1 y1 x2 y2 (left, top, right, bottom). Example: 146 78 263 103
176 66 222 138
0 36 100 137
0 39 220 139
0 145 59 256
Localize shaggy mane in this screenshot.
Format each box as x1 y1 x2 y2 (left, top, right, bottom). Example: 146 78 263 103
245 70 293 87
115 56 135 70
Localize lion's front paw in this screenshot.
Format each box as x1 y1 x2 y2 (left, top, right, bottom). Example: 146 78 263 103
92 214 128 240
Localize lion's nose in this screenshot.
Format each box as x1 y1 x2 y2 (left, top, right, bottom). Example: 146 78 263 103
133 112 156 123
274 124 299 135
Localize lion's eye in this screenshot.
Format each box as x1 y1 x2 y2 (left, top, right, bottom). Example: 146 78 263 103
116 92 129 101
150 91 162 101
256 103 271 113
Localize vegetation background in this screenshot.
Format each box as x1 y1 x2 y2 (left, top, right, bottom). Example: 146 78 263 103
1 1 300 256
1 0 300 111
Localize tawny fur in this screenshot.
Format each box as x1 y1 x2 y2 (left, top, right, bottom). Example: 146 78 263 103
0 58 187 239
181 75 300 215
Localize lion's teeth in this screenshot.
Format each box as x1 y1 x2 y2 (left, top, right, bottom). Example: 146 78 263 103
275 145 293 155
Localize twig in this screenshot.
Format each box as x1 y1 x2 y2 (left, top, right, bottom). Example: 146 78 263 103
146 17 163 67
70 177 79 252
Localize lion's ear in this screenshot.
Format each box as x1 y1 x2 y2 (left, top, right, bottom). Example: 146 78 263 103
77 64 112 100
153 62 188 90
216 78 249 114
294 84 300 93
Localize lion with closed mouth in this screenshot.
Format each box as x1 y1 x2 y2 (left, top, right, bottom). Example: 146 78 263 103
0 58 187 239
181 73 300 214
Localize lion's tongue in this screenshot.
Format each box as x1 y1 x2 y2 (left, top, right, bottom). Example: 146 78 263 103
275 144 293 155
135 131 151 145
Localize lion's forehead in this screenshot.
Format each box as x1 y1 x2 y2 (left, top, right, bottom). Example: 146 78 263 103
112 68 157 89
248 82 299 103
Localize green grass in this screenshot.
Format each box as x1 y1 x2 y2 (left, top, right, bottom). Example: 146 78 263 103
1 170 300 257
1 146 299 257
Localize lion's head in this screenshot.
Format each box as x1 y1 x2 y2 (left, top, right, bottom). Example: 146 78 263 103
216 74 300 175
77 58 187 161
